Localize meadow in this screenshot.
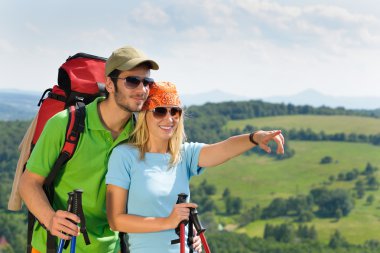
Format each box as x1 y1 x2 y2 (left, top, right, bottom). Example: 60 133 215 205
192 114 380 244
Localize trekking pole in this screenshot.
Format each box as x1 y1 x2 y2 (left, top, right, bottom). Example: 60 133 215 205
70 190 80 253
57 192 74 253
176 193 188 253
190 208 211 253
74 189 91 246
188 215 194 253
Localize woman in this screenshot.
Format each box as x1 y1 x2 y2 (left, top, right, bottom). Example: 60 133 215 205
106 82 285 253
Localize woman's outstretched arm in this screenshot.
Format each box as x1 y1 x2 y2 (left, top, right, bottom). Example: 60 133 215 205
198 130 285 168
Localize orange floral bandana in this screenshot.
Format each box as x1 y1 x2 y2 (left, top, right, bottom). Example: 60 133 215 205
142 81 181 110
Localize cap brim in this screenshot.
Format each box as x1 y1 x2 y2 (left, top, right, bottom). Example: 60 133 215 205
118 58 159 71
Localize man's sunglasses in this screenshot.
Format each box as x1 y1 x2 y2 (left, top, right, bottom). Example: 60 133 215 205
113 76 154 89
150 107 183 119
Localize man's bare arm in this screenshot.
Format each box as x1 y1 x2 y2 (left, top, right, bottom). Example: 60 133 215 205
19 170 80 240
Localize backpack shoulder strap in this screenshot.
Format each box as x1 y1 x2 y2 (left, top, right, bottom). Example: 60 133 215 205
44 101 86 186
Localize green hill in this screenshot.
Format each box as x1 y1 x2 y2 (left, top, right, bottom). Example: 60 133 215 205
194 114 380 245
191 140 380 244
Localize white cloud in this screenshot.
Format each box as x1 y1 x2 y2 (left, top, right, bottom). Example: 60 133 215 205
233 0 380 50
131 2 170 26
0 37 15 53
235 0 301 20
78 28 116 43
181 26 211 40
303 4 377 24
25 22 41 34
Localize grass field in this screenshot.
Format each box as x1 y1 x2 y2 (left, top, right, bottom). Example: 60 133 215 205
225 115 380 135
191 141 380 244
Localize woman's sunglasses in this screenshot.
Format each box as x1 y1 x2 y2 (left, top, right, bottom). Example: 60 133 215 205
150 107 182 119
113 76 154 89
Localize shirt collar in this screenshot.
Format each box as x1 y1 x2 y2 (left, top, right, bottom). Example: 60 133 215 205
86 97 135 143
86 97 107 130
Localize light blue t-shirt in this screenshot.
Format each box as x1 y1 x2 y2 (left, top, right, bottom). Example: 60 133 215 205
106 142 205 253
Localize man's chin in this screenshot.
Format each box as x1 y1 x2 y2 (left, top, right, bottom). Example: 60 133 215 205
135 104 144 112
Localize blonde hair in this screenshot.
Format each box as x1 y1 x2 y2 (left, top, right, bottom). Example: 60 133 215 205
128 110 186 166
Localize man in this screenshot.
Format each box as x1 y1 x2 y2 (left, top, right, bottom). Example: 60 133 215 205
19 46 202 253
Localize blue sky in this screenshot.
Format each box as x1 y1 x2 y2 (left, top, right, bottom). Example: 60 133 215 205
1 0 379 99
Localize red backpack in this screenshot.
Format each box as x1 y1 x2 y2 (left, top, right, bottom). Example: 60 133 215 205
33 53 107 146
8 53 108 253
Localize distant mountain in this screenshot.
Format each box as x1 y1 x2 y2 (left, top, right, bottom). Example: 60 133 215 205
263 89 380 110
0 90 40 120
182 89 380 110
181 89 249 106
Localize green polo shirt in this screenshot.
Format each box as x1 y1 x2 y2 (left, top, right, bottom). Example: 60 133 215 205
27 97 134 253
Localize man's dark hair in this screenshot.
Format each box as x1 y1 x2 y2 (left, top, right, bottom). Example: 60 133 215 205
108 69 122 90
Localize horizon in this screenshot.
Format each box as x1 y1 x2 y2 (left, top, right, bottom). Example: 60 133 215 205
1 87 380 111
1 1 380 98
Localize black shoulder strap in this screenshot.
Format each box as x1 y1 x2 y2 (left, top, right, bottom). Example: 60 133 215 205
26 212 35 253
44 101 86 187
47 101 86 252
119 232 129 253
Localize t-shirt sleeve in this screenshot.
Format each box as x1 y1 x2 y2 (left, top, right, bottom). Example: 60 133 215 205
26 110 68 177
106 145 132 190
183 142 206 177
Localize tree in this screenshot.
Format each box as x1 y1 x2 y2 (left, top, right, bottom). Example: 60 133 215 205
367 176 379 190
200 180 217 195
222 188 231 199
287 195 313 216
328 230 349 249
308 225 318 240
335 208 342 221
364 162 376 175
366 195 375 205
320 156 333 164
239 205 262 226
310 188 354 217
262 197 288 218
297 210 314 222
355 180 366 199
225 196 243 215
190 183 216 213
264 223 294 243
296 224 318 241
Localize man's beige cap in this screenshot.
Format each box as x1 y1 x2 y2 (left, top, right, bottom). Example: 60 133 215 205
105 46 159 76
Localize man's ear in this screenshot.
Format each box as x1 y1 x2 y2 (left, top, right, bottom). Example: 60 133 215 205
105 76 115 94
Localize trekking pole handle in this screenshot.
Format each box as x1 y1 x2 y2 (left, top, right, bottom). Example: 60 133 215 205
190 208 211 253
69 190 82 253
190 208 206 234
176 193 188 204
59 192 74 252
176 193 188 253
73 189 91 245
